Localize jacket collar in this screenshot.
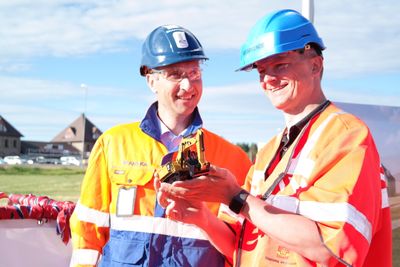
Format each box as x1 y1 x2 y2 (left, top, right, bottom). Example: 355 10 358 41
139 101 203 141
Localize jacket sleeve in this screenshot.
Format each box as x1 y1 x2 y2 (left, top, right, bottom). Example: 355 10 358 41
69 136 111 267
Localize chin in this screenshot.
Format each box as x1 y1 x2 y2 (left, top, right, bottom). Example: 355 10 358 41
176 106 196 116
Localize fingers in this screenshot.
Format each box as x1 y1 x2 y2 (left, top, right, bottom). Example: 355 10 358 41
153 175 160 191
157 191 170 208
165 201 182 221
155 179 173 208
155 164 236 203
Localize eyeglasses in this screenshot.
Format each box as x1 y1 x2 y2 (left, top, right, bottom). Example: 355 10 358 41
150 66 202 82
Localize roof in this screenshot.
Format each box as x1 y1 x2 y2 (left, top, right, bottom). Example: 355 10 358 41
0 115 23 138
51 113 102 143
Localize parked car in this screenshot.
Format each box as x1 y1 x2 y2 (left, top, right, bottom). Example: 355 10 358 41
35 156 62 165
20 155 34 165
4 156 23 165
0 157 5 165
60 156 81 166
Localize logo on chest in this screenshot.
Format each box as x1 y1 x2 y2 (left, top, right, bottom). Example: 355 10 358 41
276 246 290 259
122 160 148 167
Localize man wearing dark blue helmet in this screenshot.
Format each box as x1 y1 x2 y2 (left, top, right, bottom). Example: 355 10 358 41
156 10 392 267
69 25 251 267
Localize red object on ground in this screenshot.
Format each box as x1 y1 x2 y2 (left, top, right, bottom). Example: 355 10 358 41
0 192 75 244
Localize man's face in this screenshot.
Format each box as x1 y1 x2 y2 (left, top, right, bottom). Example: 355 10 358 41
148 60 203 119
255 50 321 114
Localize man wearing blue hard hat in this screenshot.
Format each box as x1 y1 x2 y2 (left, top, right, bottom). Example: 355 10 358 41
69 25 251 267
156 10 392 267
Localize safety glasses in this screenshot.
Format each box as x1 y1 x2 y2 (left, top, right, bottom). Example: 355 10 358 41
150 66 202 82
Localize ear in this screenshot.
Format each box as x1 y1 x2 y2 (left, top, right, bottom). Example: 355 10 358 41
311 56 323 76
146 74 157 93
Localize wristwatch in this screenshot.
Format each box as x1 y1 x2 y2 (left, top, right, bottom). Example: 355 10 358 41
229 189 250 214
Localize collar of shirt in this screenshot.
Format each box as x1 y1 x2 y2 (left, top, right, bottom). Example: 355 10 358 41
265 100 331 179
139 101 203 142
159 119 186 152
281 100 331 155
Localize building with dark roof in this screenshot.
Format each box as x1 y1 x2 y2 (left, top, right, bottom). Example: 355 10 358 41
51 113 102 159
0 115 23 157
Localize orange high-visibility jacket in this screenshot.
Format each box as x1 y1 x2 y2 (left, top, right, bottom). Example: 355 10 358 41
69 103 252 267
236 103 392 267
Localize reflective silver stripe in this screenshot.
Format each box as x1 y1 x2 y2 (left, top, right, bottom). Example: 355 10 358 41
292 158 315 179
69 249 99 266
74 201 110 227
380 172 386 181
110 215 208 240
382 188 389 208
250 170 264 195
267 195 372 243
291 112 344 179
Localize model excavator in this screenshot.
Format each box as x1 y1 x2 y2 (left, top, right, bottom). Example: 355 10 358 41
158 129 210 184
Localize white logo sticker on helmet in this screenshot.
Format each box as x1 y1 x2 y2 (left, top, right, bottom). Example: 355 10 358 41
173 32 189 48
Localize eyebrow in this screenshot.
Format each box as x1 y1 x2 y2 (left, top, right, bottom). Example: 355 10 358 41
257 52 296 67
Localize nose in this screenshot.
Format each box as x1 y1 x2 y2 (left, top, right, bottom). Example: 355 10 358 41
260 73 278 91
262 73 278 83
179 78 191 91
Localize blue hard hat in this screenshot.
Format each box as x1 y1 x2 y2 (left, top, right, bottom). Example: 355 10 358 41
140 25 208 76
238 9 325 71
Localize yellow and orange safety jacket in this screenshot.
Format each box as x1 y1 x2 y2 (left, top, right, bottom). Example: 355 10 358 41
69 102 252 267
234 103 391 267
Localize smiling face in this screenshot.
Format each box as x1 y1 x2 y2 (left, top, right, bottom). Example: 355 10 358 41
255 49 323 114
146 60 203 123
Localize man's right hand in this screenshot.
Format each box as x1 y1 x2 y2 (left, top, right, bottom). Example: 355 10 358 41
154 175 209 228
161 165 242 206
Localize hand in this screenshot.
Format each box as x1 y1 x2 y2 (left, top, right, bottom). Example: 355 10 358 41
154 174 170 208
164 165 242 205
165 197 209 227
154 175 208 227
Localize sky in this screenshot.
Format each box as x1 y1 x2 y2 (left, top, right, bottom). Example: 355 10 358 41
1 0 400 144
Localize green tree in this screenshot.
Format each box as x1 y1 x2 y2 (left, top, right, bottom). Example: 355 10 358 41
236 142 250 153
236 142 258 162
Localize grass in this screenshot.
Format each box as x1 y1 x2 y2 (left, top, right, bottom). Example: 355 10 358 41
0 165 399 264
0 165 85 202
394 228 400 267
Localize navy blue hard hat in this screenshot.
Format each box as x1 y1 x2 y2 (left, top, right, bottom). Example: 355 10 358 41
140 25 208 76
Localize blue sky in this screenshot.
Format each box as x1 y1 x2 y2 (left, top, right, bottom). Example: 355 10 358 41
1 0 400 144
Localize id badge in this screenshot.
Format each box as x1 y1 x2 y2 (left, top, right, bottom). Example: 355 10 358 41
116 186 137 217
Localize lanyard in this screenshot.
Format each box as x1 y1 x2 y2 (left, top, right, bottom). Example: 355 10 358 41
235 101 331 267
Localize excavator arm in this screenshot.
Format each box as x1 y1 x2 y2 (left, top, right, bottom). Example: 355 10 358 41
158 129 210 183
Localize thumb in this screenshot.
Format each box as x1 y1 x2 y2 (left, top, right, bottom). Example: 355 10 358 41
153 175 161 191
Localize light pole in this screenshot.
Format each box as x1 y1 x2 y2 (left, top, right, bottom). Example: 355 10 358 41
302 0 314 23
80 83 88 164
81 83 88 116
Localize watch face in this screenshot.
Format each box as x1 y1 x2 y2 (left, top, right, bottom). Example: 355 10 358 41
239 192 248 201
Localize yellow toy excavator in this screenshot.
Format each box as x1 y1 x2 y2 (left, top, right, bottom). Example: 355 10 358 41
158 129 210 184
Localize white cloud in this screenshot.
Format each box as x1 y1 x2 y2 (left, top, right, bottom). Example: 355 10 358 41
0 75 151 101
2 1 399 76
0 75 153 141
315 1 400 75
2 72 398 142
